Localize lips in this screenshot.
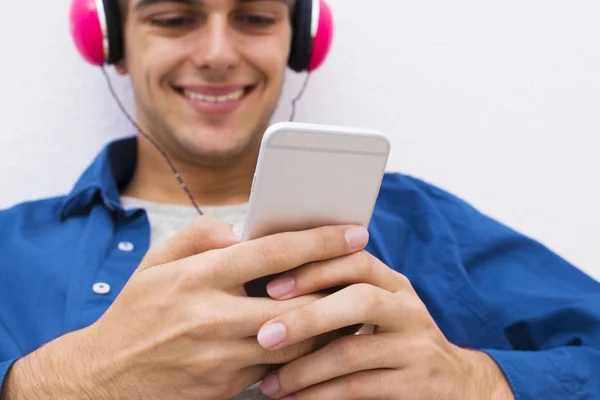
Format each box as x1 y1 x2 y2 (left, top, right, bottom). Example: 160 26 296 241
183 88 245 103
174 84 256 115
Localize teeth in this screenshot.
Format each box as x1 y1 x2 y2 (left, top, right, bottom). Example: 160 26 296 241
183 89 244 103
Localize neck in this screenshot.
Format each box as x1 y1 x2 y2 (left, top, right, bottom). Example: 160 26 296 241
122 135 257 208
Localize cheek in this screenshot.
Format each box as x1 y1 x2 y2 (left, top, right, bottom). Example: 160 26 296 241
142 40 188 83
241 37 290 82
125 32 186 89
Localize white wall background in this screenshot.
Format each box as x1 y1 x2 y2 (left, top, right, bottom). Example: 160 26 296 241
1 0 599 280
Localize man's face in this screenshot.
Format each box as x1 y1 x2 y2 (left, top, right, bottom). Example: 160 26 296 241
117 0 293 164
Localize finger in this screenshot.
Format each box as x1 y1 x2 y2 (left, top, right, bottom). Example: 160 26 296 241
187 333 337 373
257 284 412 350
290 369 400 400
136 215 240 272
236 365 272 397
197 225 369 289
243 330 345 367
259 333 402 398
266 251 408 300
210 338 310 369
233 294 325 337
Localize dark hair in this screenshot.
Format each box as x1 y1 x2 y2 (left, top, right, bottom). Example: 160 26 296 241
117 0 128 20
118 0 297 20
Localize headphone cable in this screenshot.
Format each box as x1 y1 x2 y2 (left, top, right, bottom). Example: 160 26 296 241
101 67 204 215
289 73 311 121
101 67 311 215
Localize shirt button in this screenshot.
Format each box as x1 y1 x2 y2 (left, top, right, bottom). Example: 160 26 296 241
118 241 134 252
93 282 111 295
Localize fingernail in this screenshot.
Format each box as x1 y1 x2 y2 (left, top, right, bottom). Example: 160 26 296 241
345 227 369 249
260 374 280 396
232 224 243 240
258 323 287 349
267 275 295 298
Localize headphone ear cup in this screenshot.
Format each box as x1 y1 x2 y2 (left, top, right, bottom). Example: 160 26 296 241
70 0 106 65
69 0 123 66
288 0 334 73
307 0 333 72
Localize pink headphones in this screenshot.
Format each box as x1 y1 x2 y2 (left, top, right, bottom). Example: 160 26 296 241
69 0 334 73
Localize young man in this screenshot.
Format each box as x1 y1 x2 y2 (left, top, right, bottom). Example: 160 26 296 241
1 0 599 399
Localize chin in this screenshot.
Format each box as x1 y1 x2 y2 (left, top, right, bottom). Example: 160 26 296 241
175 130 258 165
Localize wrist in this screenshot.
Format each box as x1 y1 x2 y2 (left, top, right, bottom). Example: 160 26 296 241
1 328 106 400
464 349 515 400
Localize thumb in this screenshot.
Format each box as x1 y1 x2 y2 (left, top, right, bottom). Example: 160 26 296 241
136 215 241 272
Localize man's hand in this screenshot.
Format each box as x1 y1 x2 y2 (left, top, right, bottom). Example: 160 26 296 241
1 217 370 400
256 247 515 400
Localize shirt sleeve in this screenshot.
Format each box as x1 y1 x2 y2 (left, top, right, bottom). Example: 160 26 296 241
481 347 599 399
418 179 600 399
0 358 18 394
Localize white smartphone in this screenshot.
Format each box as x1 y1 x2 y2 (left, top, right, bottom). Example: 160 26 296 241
242 121 391 297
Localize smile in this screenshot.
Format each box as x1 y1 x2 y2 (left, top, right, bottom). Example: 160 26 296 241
182 89 244 103
174 85 256 115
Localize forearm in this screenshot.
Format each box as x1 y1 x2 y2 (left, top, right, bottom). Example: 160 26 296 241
2 355 77 400
0 330 105 400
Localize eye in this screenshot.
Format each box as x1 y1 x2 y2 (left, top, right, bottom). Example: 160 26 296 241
150 15 195 28
236 14 276 27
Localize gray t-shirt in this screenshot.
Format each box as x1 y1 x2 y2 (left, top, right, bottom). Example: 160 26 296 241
120 197 270 400
120 196 248 246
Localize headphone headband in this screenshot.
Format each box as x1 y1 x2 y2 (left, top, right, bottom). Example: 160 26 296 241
95 0 110 62
70 0 333 72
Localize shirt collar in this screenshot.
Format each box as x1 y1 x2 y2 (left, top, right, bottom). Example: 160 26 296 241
60 136 138 220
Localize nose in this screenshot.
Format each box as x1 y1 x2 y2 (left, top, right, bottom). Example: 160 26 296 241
191 14 240 73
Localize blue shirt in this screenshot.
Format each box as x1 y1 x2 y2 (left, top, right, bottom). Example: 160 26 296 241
1 137 599 399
